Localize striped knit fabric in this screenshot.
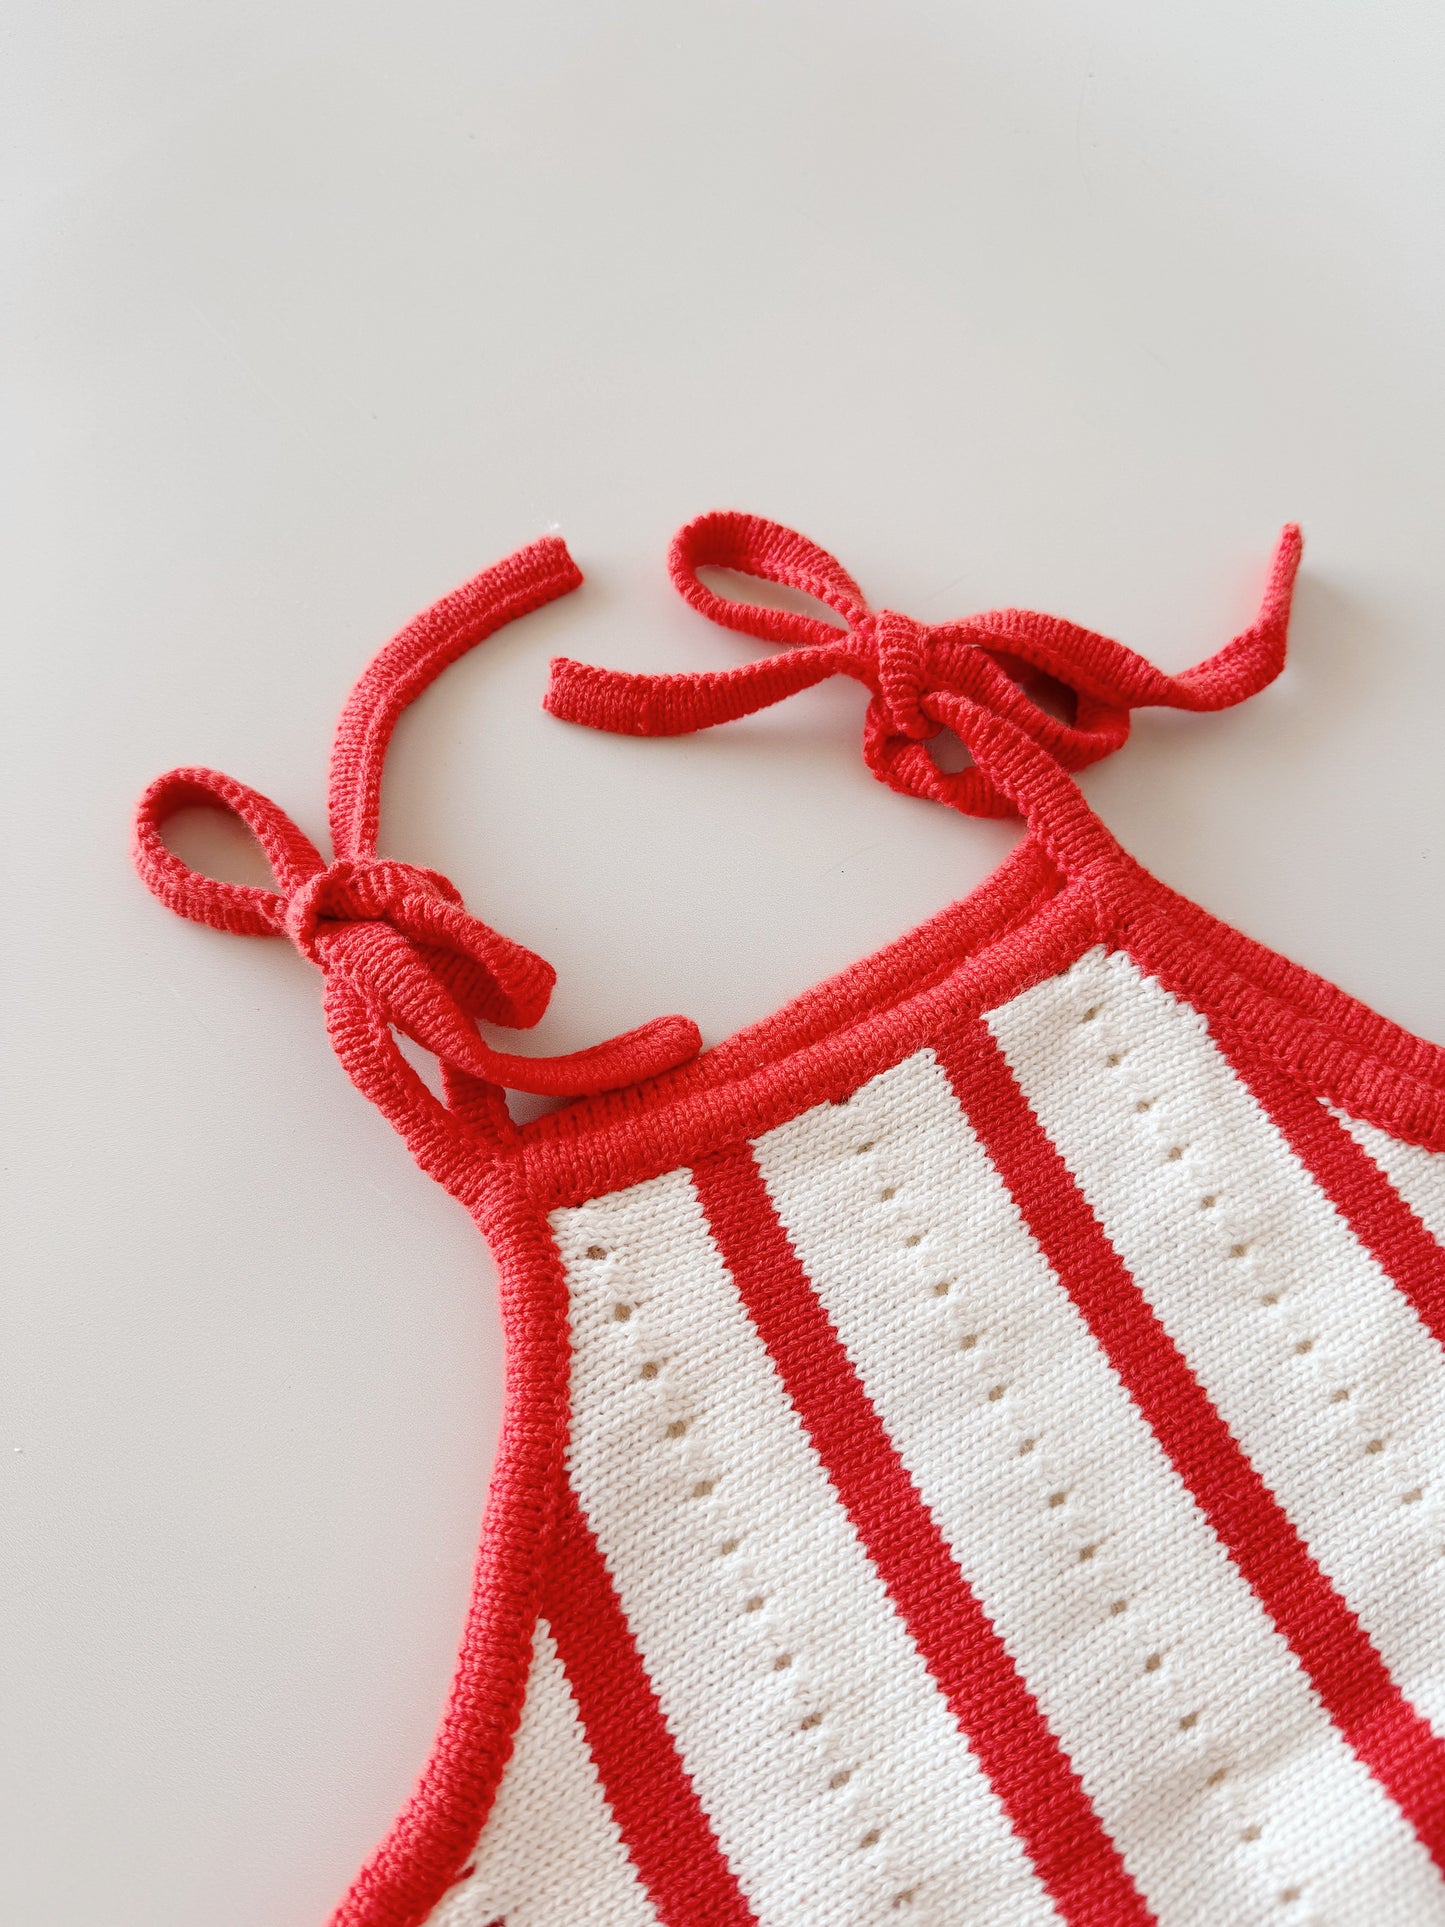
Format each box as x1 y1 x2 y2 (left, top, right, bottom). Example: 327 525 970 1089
132 515 1445 1927
430 945 1445 1927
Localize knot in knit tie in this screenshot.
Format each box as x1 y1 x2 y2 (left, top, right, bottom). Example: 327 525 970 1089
546 510 1303 821
278 853 565 1081
131 537 702 1101
858 605 941 742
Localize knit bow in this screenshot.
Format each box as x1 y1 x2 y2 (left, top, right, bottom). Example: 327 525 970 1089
132 538 702 1102
546 511 1304 819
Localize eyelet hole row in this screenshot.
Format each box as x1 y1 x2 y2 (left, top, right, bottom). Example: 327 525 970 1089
601 1236 896 1864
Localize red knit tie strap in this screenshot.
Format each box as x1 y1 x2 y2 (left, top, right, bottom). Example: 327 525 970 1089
546 510 1304 824
132 538 703 1108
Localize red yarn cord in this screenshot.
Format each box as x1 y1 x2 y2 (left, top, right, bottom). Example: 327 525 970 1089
132 539 704 1109
329 537 585 862
545 512 1303 831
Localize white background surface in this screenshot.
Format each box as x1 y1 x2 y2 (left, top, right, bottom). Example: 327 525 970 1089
4 5 1444 1923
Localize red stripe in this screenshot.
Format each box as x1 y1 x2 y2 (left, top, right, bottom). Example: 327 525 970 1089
544 1486 756 1926
1249 1082 1445 1337
691 1145 1153 1927
941 1013 1445 1866
1125 928 1445 1353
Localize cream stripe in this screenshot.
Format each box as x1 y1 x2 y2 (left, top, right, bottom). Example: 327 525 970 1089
990 946 1445 1752
754 1044 1443 1926
428 1619 659 1927
553 1169 1059 1927
1339 1109 1445 1250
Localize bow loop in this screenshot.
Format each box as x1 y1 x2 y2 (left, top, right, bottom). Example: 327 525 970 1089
669 509 871 647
